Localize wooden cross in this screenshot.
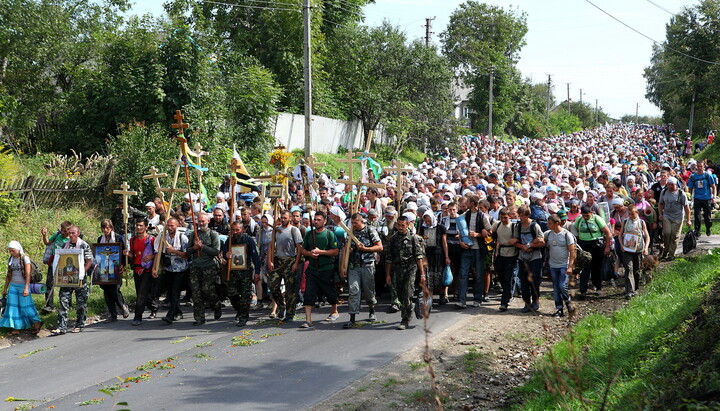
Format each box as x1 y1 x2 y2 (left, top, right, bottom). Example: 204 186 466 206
171 110 189 134
384 160 415 209
336 151 362 183
112 181 137 266
297 159 314 206
143 166 168 205
192 141 209 189
305 155 326 195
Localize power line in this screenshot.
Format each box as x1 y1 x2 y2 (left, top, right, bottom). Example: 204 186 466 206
199 0 301 13
645 0 675 16
584 0 720 66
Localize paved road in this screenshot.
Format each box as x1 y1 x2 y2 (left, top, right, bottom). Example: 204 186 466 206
0 302 477 410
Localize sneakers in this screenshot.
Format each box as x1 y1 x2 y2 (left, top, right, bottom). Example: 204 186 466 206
387 304 399 313
192 320 205 326
343 321 355 329
438 297 449 305
396 321 409 330
499 305 508 312
131 319 142 326
161 317 173 325
520 306 531 313
531 302 539 311
50 328 66 336
368 312 377 322
708 227 712 236
455 303 467 309
122 304 130 319
481 295 491 302
148 311 157 319
214 307 222 320
551 309 564 317
281 316 294 323
237 319 247 327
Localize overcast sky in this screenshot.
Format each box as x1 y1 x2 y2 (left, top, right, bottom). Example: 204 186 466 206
127 0 694 119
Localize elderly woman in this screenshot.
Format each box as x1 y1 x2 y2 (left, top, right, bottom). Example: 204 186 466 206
418 210 450 305
1 241 43 335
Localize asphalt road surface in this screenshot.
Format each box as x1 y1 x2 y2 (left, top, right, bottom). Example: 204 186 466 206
0 302 477 410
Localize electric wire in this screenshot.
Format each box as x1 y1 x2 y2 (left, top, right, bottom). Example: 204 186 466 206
585 0 720 66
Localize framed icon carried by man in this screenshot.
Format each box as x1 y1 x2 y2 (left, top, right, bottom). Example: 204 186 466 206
92 243 123 285
230 244 247 270
53 248 84 287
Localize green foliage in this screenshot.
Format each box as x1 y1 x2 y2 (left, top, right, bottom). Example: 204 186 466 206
644 0 720 134
327 23 456 154
442 2 528 136
108 123 177 207
515 254 720 410
0 195 20 225
619 114 664 125
548 110 582 135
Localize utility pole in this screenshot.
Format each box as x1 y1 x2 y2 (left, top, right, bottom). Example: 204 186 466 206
303 0 312 157
546 74 552 121
580 89 583 105
635 102 639 124
566 83 571 114
689 91 697 137
595 99 599 125
424 17 435 47
488 66 494 138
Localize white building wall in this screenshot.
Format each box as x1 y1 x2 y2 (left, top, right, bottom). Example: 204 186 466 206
273 113 370 153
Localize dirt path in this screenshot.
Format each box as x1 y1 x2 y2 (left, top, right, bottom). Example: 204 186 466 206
314 281 627 411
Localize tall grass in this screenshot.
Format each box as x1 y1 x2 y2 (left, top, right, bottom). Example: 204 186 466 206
0 207 136 336
515 253 720 410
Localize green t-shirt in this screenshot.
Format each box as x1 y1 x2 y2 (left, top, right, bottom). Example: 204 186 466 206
302 228 339 272
574 214 606 242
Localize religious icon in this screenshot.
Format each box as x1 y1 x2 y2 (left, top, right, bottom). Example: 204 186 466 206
267 185 284 199
92 243 123 285
53 249 84 288
230 244 247 270
622 232 640 253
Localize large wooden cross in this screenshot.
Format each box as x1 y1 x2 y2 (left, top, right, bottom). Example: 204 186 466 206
171 110 188 134
336 151 362 183
305 155 326 197
112 181 137 266
192 141 209 196
384 160 415 209
171 109 200 254
143 166 168 206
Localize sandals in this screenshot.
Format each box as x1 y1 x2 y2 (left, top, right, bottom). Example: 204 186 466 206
71 327 83 333
325 313 339 321
10 330 20 336
299 322 314 329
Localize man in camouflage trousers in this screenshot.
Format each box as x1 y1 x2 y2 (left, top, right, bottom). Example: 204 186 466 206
385 215 425 330
223 221 261 327
52 226 94 335
268 210 303 322
187 213 222 325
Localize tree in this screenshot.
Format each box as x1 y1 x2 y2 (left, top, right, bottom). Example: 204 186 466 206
644 0 720 134
441 1 528 136
326 23 456 154
0 0 129 152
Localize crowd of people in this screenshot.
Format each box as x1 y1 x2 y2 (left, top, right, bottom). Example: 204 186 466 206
1 123 718 335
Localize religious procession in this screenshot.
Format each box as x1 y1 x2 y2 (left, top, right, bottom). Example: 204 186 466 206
2 119 718 336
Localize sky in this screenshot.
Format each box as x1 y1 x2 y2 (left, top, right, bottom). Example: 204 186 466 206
125 0 695 119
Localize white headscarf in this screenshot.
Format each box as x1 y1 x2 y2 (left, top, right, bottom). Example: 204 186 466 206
8 240 23 255
329 205 346 222
422 210 437 229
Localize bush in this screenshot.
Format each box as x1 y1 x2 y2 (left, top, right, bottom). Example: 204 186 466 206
0 195 20 224
108 122 178 207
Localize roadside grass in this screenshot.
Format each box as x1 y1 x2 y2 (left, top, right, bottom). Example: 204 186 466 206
298 145 427 182
462 346 490 373
0 206 137 337
513 253 720 410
